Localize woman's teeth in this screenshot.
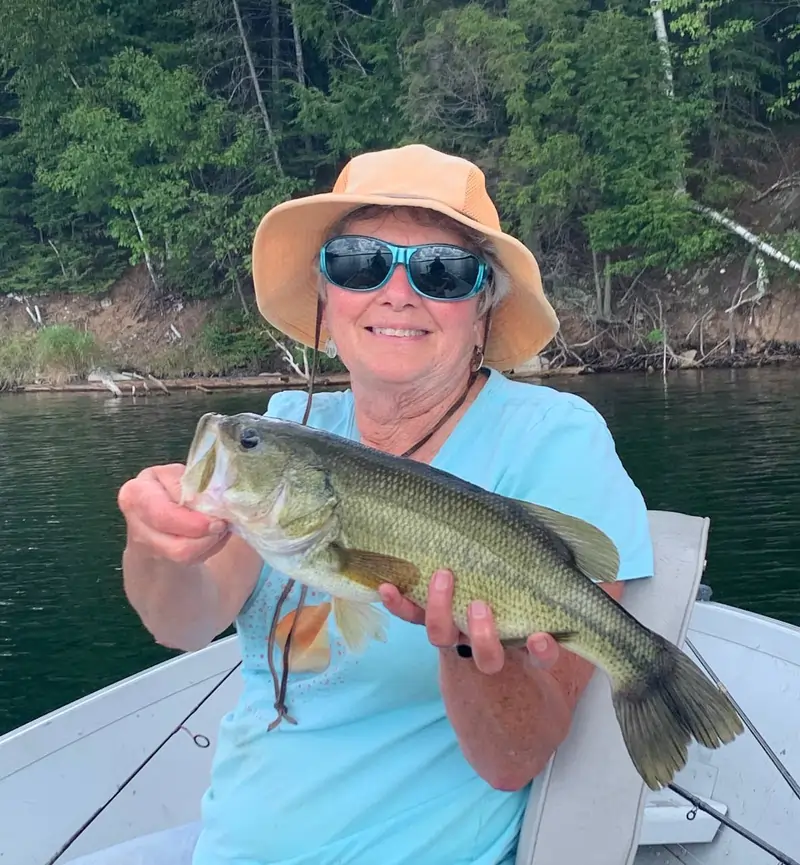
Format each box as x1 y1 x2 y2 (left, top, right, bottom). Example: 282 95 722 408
370 327 427 337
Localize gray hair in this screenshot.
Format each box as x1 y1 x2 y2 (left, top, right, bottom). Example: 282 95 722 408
316 204 511 317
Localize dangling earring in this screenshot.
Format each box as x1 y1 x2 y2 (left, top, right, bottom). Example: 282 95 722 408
471 344 485 373
324 337 337 359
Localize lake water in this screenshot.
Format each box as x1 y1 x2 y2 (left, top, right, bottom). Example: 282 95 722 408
1 367 798 736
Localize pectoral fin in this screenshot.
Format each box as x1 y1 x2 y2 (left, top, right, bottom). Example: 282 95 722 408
332 597 388 652
335 546 421 593
515 499 620 583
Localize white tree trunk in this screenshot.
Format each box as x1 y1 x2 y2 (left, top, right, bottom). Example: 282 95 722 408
129 206 159 291
289 0 305 85
648 3 800 272
692 204 800 272
650 0 675 99
232 0 284 177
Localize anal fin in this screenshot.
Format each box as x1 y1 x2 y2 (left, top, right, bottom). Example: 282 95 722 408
332 597 389 652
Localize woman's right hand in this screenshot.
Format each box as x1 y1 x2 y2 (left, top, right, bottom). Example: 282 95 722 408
117 463 230 566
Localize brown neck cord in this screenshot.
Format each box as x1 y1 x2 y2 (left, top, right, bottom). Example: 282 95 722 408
265 300 490 729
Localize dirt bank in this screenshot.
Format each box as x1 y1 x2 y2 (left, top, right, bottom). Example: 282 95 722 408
551 253 800 373
2 244 799 388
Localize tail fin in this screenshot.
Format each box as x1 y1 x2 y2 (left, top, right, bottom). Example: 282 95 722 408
611 634 744 790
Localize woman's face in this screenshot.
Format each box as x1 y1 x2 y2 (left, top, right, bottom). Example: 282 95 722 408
321 211 484 388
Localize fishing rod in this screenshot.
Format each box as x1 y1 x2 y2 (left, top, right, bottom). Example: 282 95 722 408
40 313 800 863
41 627 800 865
43 308 332 865
667 782 800 865
41 658 243 865
685 636 800 801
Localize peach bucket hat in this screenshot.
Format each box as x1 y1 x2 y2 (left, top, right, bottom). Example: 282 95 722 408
251 144 559 370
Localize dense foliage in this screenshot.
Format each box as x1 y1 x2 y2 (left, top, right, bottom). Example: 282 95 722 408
1 0 798 304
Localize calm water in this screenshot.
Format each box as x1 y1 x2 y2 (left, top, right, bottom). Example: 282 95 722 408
1 368 799 736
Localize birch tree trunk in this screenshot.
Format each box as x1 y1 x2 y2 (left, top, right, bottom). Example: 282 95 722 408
289 0 305 85
650 0 686 194
232 0 284 177
650 0 675 100
129 206 159 291
648 1 800 272
288 0 312 155
271 0 281 123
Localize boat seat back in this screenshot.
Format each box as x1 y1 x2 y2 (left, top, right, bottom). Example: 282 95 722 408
514 510 709 865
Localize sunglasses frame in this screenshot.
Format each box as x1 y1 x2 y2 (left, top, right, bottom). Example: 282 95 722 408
319 234 491 302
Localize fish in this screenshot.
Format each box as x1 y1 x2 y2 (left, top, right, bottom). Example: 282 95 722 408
179 410 744 791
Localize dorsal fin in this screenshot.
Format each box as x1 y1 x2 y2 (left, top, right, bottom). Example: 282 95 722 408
514 499 620 583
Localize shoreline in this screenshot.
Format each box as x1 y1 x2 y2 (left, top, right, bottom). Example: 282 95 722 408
2 367 584 395
3 352 798 396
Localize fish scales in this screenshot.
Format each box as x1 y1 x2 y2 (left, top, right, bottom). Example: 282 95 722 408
277 430 667 681
180 411 745 791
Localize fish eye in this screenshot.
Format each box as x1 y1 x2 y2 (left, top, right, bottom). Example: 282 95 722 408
239 428 260 450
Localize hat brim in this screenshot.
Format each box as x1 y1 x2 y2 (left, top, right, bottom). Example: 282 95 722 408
252 192 560 371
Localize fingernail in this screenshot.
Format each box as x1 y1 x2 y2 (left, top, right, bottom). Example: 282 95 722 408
432 570 451 590
209 520 227 535
470 600 489 619
531 636 549 654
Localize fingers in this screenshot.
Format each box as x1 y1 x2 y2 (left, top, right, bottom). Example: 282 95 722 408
379 567 560 677
126 519 230 565
118 464 229 565
465 601 505 675
424 570 461 649
525 633 560 670
123 465 224 538
378 584 425 626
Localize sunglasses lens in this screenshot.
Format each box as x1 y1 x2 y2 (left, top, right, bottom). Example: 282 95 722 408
323 237 392 290
409 246 483 299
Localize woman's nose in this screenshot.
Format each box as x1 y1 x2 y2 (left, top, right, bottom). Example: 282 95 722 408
379 264 417 306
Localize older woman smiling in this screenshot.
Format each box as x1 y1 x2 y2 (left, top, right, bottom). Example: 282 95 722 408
109 144 654 865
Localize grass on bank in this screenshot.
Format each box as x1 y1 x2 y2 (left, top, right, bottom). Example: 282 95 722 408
0 310 346 389
0 325 106 389
142 308 346 380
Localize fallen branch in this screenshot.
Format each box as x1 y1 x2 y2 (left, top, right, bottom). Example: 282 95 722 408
97 371 123 397
648 6 800 271
752 174 800 203
147 373 170 395
263 328 309 379
690 203 800 273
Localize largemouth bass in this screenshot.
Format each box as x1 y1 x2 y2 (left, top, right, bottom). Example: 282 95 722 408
180 411 743 790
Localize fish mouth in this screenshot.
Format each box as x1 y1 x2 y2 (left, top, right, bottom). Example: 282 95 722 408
180 413 234 512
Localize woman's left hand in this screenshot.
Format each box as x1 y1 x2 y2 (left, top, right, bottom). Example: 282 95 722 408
379 568 560 676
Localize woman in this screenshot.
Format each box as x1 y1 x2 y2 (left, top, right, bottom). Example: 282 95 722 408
111 144 654 865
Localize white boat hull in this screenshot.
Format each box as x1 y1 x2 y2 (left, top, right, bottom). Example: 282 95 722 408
1 598 798 865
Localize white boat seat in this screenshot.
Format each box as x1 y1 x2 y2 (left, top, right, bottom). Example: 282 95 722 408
515 510 711 865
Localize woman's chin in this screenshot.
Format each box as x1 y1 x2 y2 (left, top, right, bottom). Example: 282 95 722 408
353 356 431 386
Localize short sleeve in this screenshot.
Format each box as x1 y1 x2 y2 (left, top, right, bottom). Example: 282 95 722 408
263 388 355 436
264 389 309 422
501 397 654 582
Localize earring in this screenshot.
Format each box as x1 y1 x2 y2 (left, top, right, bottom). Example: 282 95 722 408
324 337 337 359
471 344 484 372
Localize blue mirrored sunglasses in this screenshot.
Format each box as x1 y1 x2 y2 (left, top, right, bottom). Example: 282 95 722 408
319 235 490 301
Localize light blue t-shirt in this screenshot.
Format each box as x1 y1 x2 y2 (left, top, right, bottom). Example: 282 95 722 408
192 369 654 865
